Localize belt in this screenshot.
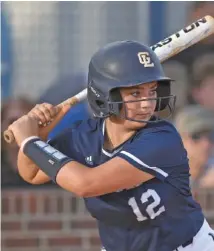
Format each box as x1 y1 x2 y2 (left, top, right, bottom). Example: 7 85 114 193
182 238 193 248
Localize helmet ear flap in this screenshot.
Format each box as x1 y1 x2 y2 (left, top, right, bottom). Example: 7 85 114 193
109 88 123 116
155 81 171 111
87 82 110 117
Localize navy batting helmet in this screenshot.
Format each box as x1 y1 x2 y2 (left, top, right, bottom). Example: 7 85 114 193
87 40 176 122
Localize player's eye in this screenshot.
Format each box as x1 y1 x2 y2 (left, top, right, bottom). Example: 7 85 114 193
150 89 157 96
131 91 140 97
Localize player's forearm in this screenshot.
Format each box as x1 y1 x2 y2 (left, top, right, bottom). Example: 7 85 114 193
17 149 50 184
55 158 154 197
19 136 153 196
18 152 99 195
21 137 149 197
17 149 40 181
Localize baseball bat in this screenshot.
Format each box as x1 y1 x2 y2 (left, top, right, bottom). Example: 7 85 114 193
4 15 214 144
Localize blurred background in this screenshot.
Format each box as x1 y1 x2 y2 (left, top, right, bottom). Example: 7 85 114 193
1 1 214 251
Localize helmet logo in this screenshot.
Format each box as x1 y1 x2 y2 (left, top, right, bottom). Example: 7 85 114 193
138 52 154 67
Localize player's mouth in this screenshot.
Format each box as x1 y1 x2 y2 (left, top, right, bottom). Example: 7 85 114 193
136 113 151 118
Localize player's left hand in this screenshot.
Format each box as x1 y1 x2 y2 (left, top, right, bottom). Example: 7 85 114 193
28 103 71 141
8 114 39 147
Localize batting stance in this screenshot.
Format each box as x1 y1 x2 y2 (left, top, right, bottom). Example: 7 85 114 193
9 41 214 251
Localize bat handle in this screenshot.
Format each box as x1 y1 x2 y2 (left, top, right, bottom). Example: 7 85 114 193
4 130 15 144
57 96 79 108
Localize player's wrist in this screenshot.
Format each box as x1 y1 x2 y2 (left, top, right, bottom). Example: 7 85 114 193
20 136 41 152
22 138 74 182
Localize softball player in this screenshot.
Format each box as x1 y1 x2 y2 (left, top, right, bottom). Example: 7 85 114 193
9 41 214 251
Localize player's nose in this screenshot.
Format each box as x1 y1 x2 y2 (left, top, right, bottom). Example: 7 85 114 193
140 97 154 110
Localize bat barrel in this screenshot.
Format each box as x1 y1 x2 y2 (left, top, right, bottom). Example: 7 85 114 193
152 15 214 62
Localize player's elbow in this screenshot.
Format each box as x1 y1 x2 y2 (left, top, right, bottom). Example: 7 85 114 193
75 185 95 198
66 179 95 198
69 180 90 197
74 187 90 197
56 171 92 197
74 179 102 197
59 181 92 197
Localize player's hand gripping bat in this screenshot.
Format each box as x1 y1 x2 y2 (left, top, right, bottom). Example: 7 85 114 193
4 15 214 144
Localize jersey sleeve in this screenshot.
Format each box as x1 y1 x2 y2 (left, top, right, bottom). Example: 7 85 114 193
117 129 188 181
47 121 82 159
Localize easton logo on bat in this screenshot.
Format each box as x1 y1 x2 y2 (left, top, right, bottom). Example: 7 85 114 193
151 17 207 51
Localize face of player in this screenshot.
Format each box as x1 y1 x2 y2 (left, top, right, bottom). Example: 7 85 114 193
119 82 157 130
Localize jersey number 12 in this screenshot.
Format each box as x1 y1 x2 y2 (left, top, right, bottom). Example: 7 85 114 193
128 189 165 221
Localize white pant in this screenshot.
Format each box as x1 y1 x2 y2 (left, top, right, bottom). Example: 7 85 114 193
101 220 214 251
174 219 214 251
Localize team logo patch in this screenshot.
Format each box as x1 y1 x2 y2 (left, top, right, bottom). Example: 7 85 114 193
138 52 154 67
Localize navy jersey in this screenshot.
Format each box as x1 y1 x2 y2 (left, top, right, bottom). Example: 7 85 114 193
49 118 205 251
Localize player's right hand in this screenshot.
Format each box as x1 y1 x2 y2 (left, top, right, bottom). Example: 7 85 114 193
28 103 71 140
29 103 60 126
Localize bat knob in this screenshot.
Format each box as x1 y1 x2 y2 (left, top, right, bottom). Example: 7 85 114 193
4 130 15 144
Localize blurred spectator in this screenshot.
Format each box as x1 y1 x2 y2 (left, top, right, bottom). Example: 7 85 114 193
190 63 214 110
38 72 91 139
1 97 55 188
1 7 13 100
174 105 214 190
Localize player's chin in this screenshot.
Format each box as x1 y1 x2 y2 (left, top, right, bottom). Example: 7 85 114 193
126 116 151 129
